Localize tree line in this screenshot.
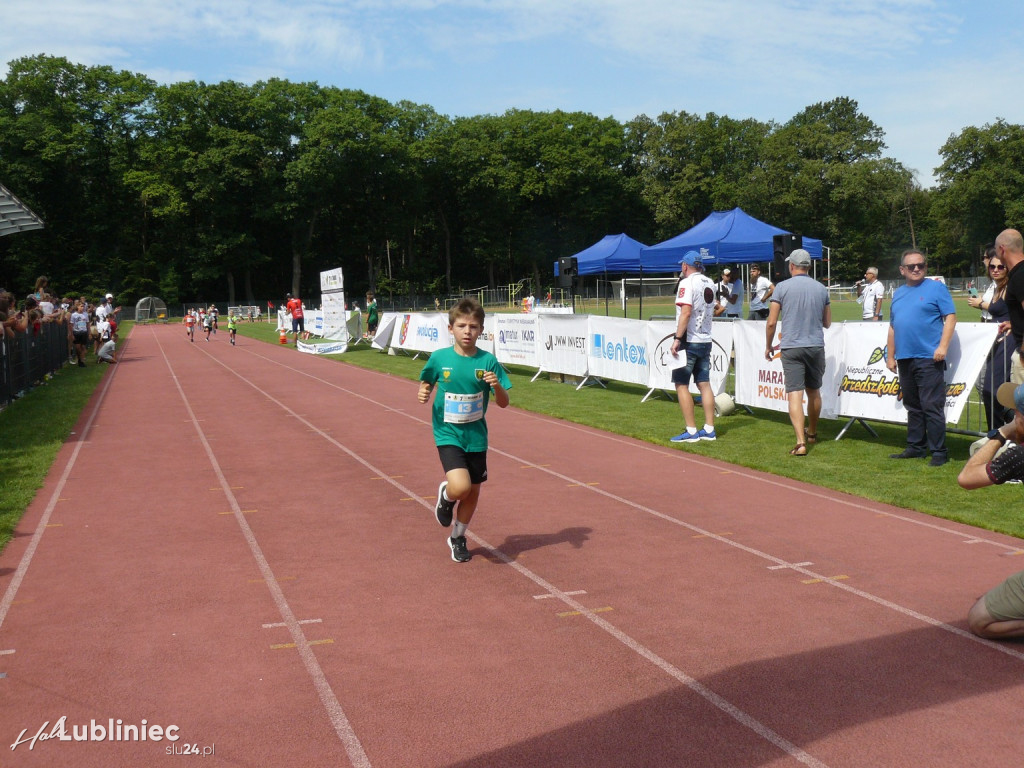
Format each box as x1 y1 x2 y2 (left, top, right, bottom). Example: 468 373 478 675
0 54 1016 306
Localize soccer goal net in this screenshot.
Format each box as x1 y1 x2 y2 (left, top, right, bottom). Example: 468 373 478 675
610 277 680 300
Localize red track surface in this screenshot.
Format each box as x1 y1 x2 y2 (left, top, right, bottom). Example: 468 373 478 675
2 323 1024 767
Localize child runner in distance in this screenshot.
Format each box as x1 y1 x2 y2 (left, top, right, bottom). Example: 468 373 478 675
185 311 196 342
228 311 237 345
418 298 510 562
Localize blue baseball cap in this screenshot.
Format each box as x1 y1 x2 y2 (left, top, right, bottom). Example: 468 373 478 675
997 381 1024 414
680 251 703 268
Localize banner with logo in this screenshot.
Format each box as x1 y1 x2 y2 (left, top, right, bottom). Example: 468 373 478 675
495 314 541 368
391 312 451 355
587 316 650 386
537 314 590 377
734 320 845 418
646 320 735 396
319 268 348 342
836 322 996 424
296 339 349 355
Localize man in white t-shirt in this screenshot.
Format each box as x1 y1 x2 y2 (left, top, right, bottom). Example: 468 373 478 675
857 267 885 321
669 251 719 443
724 269 743 318
747 264 775 319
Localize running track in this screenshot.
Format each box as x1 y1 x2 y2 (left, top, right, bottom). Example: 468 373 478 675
1 323 1023 767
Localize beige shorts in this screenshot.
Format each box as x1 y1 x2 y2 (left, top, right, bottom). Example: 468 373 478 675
984 569 1024 621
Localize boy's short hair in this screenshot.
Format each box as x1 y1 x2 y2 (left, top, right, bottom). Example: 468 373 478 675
449 297 485 325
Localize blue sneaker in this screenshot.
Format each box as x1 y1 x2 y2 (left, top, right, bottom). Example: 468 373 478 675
670 431 701 443
697 428 717 441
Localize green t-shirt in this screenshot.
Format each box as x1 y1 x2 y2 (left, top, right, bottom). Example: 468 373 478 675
419 346 511 451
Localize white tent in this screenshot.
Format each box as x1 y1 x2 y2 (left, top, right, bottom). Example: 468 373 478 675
0 182 44 237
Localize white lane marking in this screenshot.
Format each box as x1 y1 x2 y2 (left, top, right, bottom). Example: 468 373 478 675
155 332 371 768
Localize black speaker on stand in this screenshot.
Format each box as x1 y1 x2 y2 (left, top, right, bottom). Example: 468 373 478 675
772 234 802 280
557 257 578 303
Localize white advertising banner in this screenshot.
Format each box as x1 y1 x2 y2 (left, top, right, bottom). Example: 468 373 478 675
297 339 349 355
836 322 996 424
319 268 347 342
391 312 451 355
734 320 845 418
535 305 574 315
494 314 541 368
537 314 590 377
478 315 496 356
645 320 735 396
587 316 650 386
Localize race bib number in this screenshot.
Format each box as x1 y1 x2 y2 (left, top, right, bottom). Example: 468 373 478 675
444 391 484 424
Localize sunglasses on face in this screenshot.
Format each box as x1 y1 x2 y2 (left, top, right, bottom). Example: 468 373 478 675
902 263 926 271
990 264 1006 271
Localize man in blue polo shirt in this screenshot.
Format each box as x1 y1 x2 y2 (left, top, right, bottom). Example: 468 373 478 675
885 249 957 466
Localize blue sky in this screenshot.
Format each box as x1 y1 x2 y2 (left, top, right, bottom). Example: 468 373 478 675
2 1 1018 187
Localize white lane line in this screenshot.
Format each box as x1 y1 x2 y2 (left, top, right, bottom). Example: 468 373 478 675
192 342 829 768
232 344 1024 661
155 332 371 768
0 334 128 633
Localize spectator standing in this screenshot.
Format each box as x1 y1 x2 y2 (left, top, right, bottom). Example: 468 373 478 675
70 302 90 366
366 292 379 336
724 268 743 318
669 251 718 443
747 264 775 320
857 267 885 321
764 249 831 456
996 230 1024 385
885 249 956 466
979 253 1015 430
967 246 998 322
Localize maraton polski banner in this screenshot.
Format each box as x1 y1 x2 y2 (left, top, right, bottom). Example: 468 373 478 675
494 314 540 368
836 321 996 424
587 316 650 386
319 267 347 342
645 320 734 396
536 314 590 377
734 320 845 418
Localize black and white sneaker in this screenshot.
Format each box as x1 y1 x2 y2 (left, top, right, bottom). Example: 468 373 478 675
435 482 455 527
448 535 471 563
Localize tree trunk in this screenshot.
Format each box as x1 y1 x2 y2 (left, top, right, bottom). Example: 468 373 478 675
293 210 319 297
226 270 236 305
438 204 452 294
244 269 255 305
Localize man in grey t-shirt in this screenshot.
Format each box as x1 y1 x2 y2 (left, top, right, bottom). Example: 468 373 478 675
764 249 831 456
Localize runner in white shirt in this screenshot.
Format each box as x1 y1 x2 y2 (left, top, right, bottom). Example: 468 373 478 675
669 251 719 443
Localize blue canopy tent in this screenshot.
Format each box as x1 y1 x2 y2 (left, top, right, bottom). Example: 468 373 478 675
554 233 647 275
640 208 823 272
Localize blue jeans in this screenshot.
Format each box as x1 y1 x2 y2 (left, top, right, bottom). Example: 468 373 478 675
897 358 947 458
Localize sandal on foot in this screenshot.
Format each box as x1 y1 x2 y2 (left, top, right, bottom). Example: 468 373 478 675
789 443 807 456
806 433 818 444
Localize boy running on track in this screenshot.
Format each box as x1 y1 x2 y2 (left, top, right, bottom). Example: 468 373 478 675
184 311 196 342
228 312 237 345
202 312 213 341
417 298 510 562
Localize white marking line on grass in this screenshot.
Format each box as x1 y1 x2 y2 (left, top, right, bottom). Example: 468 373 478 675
154 333 371 768
0 334 127 634
196 346 830 768
235 345 1024 662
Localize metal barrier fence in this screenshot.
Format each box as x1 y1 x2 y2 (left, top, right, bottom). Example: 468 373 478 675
0 321 71 407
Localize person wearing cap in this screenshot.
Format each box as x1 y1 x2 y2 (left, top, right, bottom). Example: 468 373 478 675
764 248 831 456
885 249 957 466
958 382 1024 638
669 251 718 443
856 267 885 321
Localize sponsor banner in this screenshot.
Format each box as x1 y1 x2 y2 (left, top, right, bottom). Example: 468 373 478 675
321 291 349 342
392 312 451 355
588 316 650 386
535 305 574 314
837 321 995 424
297 339 349 355
537 314 590 377
646 320 734 396
320 267 344 293
478 315 496 356
734 321 845 418
494 314 541 368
